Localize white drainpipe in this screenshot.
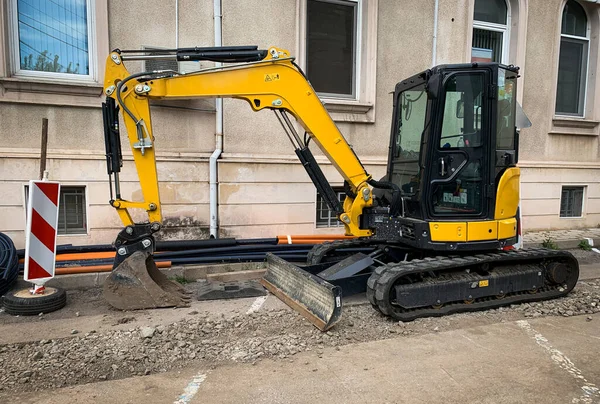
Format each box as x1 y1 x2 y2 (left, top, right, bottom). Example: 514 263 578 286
210 0 223 238
432 0 439 67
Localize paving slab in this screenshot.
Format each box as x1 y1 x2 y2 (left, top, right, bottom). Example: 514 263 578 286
5 314 599 404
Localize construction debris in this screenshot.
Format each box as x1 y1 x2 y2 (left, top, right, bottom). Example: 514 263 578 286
1 279 599 394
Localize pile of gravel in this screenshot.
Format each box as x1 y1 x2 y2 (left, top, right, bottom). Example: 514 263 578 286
1 279 598 394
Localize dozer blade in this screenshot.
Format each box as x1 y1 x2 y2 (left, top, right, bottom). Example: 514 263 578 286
103 250 192 311
261 253 342 332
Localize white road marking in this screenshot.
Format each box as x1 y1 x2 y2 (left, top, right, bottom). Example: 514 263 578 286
173 372 207 404
246 295 268 314
517 320 600 403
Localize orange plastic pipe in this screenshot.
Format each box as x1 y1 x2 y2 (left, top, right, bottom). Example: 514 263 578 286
55 261 171 275
54 251 116 261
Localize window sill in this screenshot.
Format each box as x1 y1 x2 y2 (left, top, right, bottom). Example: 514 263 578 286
320 98 375 123
0 76 104 107
550 117 599 136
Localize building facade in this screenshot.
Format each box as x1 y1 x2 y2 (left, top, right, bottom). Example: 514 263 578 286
0 0 599 249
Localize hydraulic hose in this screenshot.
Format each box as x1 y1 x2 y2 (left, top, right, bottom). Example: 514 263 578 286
367 178 403 216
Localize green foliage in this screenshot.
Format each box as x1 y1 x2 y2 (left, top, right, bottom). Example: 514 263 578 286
169 275 190 285
541 237 559 250
21 51 80 74
578 239 592 251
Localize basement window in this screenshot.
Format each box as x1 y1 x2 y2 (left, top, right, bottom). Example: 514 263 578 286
560 186 584 218
25 185 87 235
316 187 345 228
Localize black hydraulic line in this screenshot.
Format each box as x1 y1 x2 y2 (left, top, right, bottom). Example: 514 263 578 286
117 45 260 54
177 49 268 63
296 147 343 216
367 178 403 216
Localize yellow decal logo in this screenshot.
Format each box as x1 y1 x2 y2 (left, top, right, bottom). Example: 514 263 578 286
479 280 489 287
264 73 280 82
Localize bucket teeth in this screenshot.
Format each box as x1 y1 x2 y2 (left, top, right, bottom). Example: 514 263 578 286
103 250 192 310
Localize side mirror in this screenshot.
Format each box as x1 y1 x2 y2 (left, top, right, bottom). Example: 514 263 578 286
456 99 464 119
426 73 442 99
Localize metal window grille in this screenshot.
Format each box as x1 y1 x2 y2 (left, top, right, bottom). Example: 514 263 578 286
58 187 87 234
24 185 87 235
316 188 345 228
560 186 584 218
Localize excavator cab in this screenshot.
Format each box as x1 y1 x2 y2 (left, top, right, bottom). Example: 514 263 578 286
381 63 520 248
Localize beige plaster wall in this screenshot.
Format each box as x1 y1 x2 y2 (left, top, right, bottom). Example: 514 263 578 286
1 0 600 249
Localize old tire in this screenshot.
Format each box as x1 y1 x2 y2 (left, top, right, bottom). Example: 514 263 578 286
2 287 67 316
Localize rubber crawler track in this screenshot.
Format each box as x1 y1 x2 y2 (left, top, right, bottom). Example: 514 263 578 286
307 239 379 265
366 248 579 321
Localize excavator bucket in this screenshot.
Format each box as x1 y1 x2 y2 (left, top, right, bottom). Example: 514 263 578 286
261 253 342 331
103 250 192 310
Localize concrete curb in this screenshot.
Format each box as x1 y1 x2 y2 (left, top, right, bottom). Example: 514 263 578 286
523 238 600 250
13 261 266 291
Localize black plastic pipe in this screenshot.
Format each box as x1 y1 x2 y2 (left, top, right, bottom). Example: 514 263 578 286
157 243 314 258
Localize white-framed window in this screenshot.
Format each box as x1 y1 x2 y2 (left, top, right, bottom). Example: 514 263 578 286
560 185 585 218
7 0 97 83
471 0 510 64
316 187 345 228
555 0 589 117
298 0 378 123
306 0 361 99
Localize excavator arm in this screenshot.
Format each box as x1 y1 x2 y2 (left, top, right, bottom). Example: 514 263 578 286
102 46 374 238
100 45 384 326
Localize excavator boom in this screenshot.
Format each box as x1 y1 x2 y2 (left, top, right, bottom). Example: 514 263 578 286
103 46 373 237
101 46 376 325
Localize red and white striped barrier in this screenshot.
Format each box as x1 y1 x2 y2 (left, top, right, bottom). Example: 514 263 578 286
24 180 60 290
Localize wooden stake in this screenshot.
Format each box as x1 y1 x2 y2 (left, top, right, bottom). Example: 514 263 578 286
39 118 48 180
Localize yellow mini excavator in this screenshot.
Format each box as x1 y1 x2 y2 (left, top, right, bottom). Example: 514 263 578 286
101 45 579 330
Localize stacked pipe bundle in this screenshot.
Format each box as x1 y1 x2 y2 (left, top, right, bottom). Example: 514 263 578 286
0 233 19 296
14 234 355 274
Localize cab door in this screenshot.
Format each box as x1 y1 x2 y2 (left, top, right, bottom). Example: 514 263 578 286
426 70 492 220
